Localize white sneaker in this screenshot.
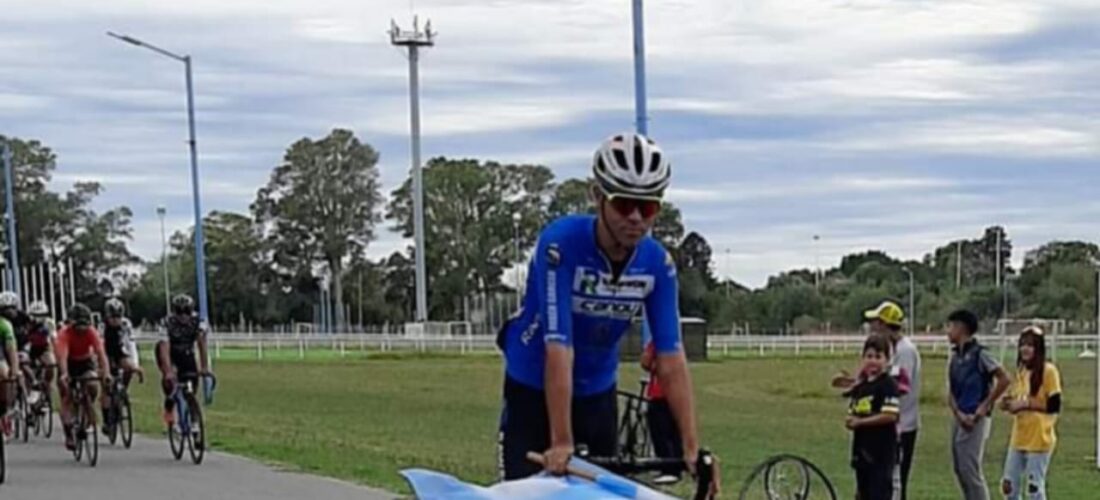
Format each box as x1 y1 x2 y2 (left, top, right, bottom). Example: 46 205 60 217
654 474 681 485
27 391 40 406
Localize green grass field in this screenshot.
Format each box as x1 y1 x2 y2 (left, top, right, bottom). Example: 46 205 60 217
126 350 1100 498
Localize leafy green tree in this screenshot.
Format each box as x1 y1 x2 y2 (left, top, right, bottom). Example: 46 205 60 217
252 129 383 331
387 158 553 319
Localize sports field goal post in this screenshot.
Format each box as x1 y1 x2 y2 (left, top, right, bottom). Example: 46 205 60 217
403 321 473 338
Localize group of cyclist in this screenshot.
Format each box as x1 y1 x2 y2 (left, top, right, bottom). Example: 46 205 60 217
0 290 212 452
6 131 705 493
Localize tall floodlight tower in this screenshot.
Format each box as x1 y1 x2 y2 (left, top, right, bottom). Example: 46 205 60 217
390 17 435 323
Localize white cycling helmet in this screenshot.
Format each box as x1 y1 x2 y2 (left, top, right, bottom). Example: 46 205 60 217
592 132 671 200
0 291 19 308
28 300 49 317
105 297 126 317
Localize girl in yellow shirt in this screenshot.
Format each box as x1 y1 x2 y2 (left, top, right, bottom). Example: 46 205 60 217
998 326 1062 500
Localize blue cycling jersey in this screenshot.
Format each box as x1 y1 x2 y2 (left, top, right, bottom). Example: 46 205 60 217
502 215 682 396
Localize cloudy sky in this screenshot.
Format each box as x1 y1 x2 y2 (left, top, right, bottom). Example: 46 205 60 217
3 0 1099 287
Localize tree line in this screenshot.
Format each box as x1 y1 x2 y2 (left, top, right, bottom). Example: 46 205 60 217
3 131 1098 334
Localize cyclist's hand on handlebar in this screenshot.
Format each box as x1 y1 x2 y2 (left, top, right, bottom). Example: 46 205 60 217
639 349 656 372
60 374 70 386
686 450 721 499
542 443 574 476
683 443 700 475
704 453 721 499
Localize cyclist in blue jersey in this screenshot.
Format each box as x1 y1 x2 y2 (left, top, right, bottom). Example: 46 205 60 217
498 133 706 487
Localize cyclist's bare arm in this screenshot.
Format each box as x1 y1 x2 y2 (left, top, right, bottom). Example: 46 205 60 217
544 343 574 473
56 336 70 382
197 325 210 373
657 351 700 462
545 344 573 444
93 333 111 381
7 341 21 379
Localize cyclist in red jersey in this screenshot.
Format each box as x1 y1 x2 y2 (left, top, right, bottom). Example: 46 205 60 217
56 304 111 450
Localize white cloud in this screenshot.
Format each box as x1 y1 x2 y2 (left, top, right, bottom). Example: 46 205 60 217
0 92 51 111
5 0 1100 290
830 116 1100 157
668 175 958 205
362 94 630 136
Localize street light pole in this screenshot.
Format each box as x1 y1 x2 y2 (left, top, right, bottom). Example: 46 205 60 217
157 206 171 317
813 234 821 290
108 32 210 325
956 240 963 289
995 229 1002 288
1093 260 1100 471
1 143 21 301
725 248 732 297
902 267 915 336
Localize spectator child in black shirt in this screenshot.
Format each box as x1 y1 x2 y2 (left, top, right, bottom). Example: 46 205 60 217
845 334 900 500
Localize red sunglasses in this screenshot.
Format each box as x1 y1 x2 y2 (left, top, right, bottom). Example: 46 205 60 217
605 194 661 219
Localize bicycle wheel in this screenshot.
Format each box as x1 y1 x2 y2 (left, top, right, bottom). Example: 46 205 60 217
86 404 98 468
1 426 6 484
186 393 205 465
105 398 118 446
16 389 28 443
120 393 133 449
616 412 635 457
764 457 812 499
31 390 41 438
630 416 652 459
73 401 85 462
43 390 53 439
168 396 186 460
738 455 837 500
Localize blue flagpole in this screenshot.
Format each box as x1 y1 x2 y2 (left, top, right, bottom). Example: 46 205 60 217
632 0 649 136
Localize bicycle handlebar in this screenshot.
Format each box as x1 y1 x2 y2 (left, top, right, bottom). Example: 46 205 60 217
536 449 717 500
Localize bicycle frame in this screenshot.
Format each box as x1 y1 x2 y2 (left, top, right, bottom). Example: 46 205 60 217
173 380 194 436
617 376 653 462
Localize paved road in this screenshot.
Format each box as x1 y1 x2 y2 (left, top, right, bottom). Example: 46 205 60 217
1 423 396 499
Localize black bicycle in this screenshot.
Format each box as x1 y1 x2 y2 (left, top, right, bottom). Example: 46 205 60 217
68 374 101 467
616 376 653 461
103 368 138 448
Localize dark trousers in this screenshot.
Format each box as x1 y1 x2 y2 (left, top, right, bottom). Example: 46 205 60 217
898 430 918 500
498 376 618 480
646 398 683 474
856 463 895 500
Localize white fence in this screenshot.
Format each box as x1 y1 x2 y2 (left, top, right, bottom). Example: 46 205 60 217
707 334 1097 360
134 332 1100 359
